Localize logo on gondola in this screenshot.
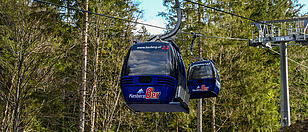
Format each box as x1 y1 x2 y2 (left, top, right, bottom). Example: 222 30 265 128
137 89 144 95
145 87 160 99
192 85 209 92
201 85 208 91
128 87 160 99
129 89 146 99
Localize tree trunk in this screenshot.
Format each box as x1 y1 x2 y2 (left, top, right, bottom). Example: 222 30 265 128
13 12 25 131
2 100 10 131
90 15 100 132
197 99 202 132
212 98 216 132
197 1 203 131
79 0 88 131
1 75 15 131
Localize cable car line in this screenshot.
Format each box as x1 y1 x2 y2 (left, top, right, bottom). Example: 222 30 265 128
267 48 308 69
34 0 306 41
184 0 261 24
197 35 249 41
34 0 262 42
181 31 249 41
183 1 308 70
183 0 302 35
185 30 307 69
33 0 166 30
186 30 307 69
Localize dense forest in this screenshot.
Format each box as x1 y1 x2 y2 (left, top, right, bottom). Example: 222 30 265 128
0 0 307 131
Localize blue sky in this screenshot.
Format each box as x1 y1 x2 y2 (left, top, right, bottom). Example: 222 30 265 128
137 0 167 22
134 0 167 34
135 0 308 35
299 0 308 14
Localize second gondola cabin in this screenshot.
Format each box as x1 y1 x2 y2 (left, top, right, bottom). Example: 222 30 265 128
187 60 221 99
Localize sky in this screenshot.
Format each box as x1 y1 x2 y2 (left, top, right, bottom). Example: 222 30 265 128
299 0 308 14
134 0 167 35
135 0 308 35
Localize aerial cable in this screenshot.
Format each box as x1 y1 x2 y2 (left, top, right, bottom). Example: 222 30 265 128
268 48 308 69
181 31 249 41
184 0 261 24
198 35 249 41
185 0 307 69
33 0 166 30
34 0 260 41
184 0 302 34
35 0 305 40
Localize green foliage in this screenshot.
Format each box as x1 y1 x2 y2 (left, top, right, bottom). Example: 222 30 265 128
0 0 307 131
159 0 306 131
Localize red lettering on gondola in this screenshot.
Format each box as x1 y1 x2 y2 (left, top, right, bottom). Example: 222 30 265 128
145 87 160 99
201 85 208 91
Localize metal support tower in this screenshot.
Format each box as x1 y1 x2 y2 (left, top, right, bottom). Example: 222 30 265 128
250 17 308 128
279 42 290 127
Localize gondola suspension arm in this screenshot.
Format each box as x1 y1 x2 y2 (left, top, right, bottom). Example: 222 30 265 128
149 0 182 41
190 32 203 61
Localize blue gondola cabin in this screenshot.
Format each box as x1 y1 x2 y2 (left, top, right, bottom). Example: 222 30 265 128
187 60 221 99
120 41 190 113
